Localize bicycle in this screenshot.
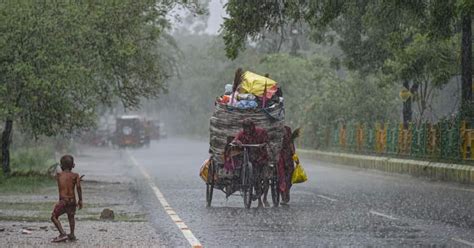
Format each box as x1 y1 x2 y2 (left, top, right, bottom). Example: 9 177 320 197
236 143 279 208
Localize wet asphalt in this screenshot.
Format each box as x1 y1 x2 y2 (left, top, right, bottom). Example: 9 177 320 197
126 138 474 247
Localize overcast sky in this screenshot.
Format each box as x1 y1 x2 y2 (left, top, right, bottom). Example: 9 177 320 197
205 0 226 34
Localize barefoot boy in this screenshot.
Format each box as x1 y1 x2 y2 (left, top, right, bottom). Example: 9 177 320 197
51 155 83 242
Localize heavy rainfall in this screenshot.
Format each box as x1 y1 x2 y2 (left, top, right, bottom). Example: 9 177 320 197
0 1 473 247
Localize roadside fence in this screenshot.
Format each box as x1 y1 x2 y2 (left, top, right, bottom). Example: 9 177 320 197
306 117 474 163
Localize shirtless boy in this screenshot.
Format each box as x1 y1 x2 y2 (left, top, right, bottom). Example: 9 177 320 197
51 155 83 242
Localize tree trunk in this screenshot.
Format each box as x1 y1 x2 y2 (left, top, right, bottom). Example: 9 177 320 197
402 81 418 129
461 13 472 122
2 119 13 176
402 81 412 129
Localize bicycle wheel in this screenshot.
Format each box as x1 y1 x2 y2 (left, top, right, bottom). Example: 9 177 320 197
242 162 253 209
206 161 214 207
270 166 280 207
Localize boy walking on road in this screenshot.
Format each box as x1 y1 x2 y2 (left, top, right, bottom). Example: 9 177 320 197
51 155 83 242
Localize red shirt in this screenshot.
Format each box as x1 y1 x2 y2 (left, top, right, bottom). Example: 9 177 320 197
233 127 269 165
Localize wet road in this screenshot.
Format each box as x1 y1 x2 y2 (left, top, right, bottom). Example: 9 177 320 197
127 138 474 247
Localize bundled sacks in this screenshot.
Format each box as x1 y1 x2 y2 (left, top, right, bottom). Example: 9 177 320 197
236 100 258 109
236 93 256 101
209 69 286 183
209 103 285 165
216 71 281 110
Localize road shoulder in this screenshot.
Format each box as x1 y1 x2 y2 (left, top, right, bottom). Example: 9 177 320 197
298 149 474 184
0 147 161 247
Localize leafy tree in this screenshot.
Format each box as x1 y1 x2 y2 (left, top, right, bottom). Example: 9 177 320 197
151 32 399 146
254 54 399 146
151 32 254 135
222 0 473 124
0 1 197 175
384 33 459 123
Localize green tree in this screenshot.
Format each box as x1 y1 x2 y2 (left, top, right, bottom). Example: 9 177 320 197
151 31 399 146
222 0 473 124
0 1 197 175
254 54 399 144
384 34 459 123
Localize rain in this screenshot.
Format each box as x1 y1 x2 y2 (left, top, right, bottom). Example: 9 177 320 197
0 1 473 247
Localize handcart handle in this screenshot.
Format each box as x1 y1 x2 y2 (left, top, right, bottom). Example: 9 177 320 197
230 143 266 148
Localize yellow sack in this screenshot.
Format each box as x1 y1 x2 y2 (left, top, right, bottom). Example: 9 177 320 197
291 154 307 184
199 159 210 182
239 71 277 97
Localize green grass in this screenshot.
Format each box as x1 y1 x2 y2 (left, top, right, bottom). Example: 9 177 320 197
0 175 55 193
0 202 110 211
0 213 147 223
0 200 146 223
0 201 56 211
0 146 57 193
10 146 56 174
0 215 48 222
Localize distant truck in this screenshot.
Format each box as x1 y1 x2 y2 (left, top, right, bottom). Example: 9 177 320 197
113 115 150 148
146 120 167 140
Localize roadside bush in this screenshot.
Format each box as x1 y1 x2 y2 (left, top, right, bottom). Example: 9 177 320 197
7 147 56 177
0 173 56 193
0 146 56 192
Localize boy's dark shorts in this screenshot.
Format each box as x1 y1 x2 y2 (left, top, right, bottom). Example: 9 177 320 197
52 198 76 218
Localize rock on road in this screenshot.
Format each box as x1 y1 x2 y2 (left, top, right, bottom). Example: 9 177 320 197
127 138 473 247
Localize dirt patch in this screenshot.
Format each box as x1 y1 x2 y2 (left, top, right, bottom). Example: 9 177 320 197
0 147 160 247
0 221 159 247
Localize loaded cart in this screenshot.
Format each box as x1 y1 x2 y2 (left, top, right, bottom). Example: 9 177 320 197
206 102 285 208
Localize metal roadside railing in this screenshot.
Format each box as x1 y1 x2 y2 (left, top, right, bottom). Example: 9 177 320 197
304 117 474 164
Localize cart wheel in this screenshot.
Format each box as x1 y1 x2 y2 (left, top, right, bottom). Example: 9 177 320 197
270 169 280 207
206 162 214 207
242 163 253 209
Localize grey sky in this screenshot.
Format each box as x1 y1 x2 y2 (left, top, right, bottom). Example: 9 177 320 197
205 0 227 34
169 0 226 35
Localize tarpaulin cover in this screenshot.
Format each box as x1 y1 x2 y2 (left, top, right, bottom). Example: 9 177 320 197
239 71 278 98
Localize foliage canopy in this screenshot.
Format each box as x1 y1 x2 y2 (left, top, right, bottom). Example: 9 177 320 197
0 1 195 137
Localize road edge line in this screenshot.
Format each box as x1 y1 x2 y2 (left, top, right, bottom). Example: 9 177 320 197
128 152 203 248
451 238 474 247
316 194 338 202
369 210 398 220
